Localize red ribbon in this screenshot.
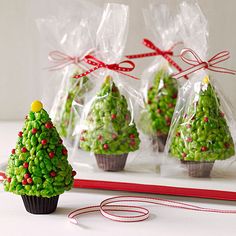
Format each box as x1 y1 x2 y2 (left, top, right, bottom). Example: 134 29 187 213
126 38 187 79
68 195 236 224
73 55 139 80
173 48 236 79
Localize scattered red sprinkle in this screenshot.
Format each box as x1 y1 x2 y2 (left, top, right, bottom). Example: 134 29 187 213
41 139 47 145
224 143 230 149
27 178 33 184
80 137 85 142
182 153 187 158
204 117 209 122
129 134 135 139
166 120 171 126
186 137 193 142
111 114 117 120
130 140 136 146
112 87 118 92
176 132 180 137
172 93 178 99
103 144 109 150
32 128 37 134
62 148 68 156
220 112 225 117
157 131 162 136
23 162 29 169
49 152 55 159
165 117 171 122
7 177 11 183
168 103 174 108
201 146 208 152
147 100 152 105
18 131 23 137
22 179 27 185
24 173 30 179
72 170 77 177
157 109 162 114
186 124 191 129
11 149 15 154
97 135 103 141
112 134 117 139
45 122 53 129
50 171 56 177
21 147 27 153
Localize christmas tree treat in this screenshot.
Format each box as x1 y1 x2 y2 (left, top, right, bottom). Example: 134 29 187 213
52 70 91 144
169 77 235 177
140 68 178 152
80 76 141 171
4 100 76 214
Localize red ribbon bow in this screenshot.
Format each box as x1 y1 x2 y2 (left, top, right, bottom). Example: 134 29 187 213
173 48 236 79
73 55 139 80
126 38 187 79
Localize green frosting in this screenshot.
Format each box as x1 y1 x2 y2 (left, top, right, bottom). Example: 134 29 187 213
170 80 235 162
55 70 91 141
139 69 178 136
4 108 74 198
80 76 141 155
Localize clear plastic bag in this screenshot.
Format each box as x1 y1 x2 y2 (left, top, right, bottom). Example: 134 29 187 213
73 3 141 172
136 3 183 153
163 0 236 178
36 0 101 146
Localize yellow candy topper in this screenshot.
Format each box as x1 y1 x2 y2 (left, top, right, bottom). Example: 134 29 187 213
203 76 210 84
31 100 43 112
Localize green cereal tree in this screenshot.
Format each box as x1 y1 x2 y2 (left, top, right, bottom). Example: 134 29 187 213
139 69 178 152
169 77 235 176
80 76 140 155
4 101 76 198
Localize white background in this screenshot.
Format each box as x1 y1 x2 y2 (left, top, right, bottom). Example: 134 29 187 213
0 0 236 120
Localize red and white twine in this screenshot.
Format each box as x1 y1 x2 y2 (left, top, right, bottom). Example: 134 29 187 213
68 195 236 224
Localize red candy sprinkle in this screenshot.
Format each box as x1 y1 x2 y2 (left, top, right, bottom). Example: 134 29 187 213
112 134 117 139
182 153 187 158
168 103 174 108
22 179 27 185
186 124 191 129
32 128 37 134
103 144 109 150
7 177 11 183
147 100 152 105
80 137 85 141
125 114 130 120
111 114 116 120
62 148 68 155
157 109 162 114
24 173 30 179
45 122 53 129
204 117 209 122
72 170 77 177
130 140 136 146
21 147 27 153
186 137 193 142
172 93 178 99
41 139 47 145
224 143 230 149
220 112 224 117
97 135 103 140
49 152 55 159
201 146 208 152
23 162 29 168
165 117 171 122
11 149 15 154
129 134 135 139
27 178 33 184
18 131 23 137
50 171 56 177
176 132 180 137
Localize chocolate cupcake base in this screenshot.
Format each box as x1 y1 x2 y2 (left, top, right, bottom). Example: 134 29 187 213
181 160 214 178
21 195 59 214
95 153 128 171
152 134 168 152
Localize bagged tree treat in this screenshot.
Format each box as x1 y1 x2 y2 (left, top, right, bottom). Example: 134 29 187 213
74 3 141 171
36 1 101 146
4 101 76 214
127 3 185 153
163 1 236 178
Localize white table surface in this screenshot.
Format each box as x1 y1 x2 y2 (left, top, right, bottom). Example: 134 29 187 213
1 121 236 236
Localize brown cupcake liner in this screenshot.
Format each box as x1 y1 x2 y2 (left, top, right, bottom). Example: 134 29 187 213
21 195 59 214
152 134 168 152
181 160 215 178
95 153 128 171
